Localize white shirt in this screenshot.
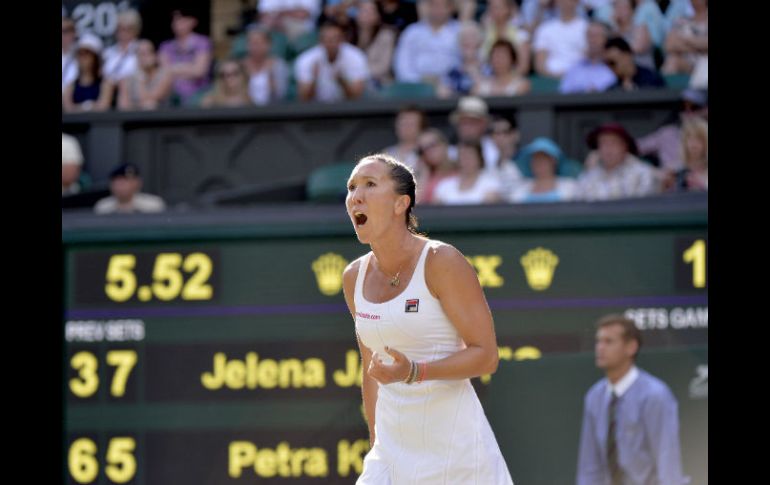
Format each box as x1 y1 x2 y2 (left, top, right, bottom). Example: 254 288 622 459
606 365 640 398
577 155 659 201
393 20 460 82
94 193 167 214
248 58 288 105
533 16 588 77
510 177 578 203
295 43 369 102
433 172 502 205
259 0 320 15
102 41 139 82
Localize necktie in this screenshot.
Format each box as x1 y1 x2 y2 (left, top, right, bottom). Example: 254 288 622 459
608 391 623 485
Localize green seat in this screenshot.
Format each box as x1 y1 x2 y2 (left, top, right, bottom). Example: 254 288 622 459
664 74 691 90
528 75 560 94
380 82 436 99
289 30 319 60
306 162 356 202
230 33 248 59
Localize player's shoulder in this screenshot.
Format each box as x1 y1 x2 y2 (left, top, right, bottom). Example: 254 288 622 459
424 239 469 269
343 254 368 284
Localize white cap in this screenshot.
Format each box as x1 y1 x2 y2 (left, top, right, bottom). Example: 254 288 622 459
77 32 103 55
62 133 83 166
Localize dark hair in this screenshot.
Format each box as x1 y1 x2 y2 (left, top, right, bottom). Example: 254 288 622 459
596 314 642 358
490 114 518 131
77 49 103 80
352 0 385 48
489 39 518 65
320 19 345 33
357 153 422 235
397 104 428 131
246 24 272 43
604 36 632 54
457 141 484 170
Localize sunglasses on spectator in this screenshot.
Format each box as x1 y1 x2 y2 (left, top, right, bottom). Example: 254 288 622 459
62 26 75 33
605 59 617 68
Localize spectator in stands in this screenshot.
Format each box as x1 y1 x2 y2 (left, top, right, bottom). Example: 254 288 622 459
487 115 524 196
378 0 419 33
201 60 254 108
102 9 141 84
62 133 84 196
669 117 707 192
118 40 173 111
383 104 428 171
259 0 322 42
594 0 664 71
414 128 457 204
295 20 370 102
448 96 500 171
434 141 503 204
532 0 588 78
636 88 708 174
480 0 531 77
352 0 397 90
393 0 460 85
242 26 289 105
437 21 485 98
582 0 613 18
661 0 707 75
521 0 559 35
94 163 166 214
63 33 115 113
455 0 479 22
158 8 213 107
510 137 578 203
559 20 617 94
473 39 531 97
604 36 664 90
577 122 659 201
577 314 688 485
321 0 359 43
62 16 79 92
662 0 694 33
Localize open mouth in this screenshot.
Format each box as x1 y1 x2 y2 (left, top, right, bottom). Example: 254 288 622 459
353 212 368 226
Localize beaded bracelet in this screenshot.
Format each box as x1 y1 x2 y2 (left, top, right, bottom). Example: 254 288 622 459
416 362 427 383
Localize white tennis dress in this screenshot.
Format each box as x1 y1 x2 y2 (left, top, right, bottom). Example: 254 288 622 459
354 240 514 484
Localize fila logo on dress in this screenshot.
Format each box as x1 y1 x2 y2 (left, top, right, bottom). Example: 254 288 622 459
405 299 419 312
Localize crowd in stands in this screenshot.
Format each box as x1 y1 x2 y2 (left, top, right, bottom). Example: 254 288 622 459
378 94 706 207
62 0 707 110
62 0 708 212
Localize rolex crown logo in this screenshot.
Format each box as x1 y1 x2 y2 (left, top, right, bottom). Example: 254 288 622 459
312 253 348 296
520 247 559 291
